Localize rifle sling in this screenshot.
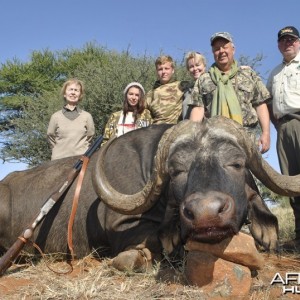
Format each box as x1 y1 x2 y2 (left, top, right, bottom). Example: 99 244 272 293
67 155 90 261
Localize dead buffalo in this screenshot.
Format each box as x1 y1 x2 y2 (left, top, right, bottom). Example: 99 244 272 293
0 116 298 272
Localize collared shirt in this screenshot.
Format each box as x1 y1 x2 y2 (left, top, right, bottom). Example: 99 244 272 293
267 52 300 119
62 105 81 120
191 67 270 127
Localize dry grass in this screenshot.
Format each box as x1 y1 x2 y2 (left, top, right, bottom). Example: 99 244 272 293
0 203 299 300
1 256 208 300
270 199 295 242
1 252 300 300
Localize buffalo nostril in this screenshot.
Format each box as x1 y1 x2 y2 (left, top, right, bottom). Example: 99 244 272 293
218 200 231 214
183 207 195 221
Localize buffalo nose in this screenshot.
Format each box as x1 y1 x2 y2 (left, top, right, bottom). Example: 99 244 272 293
181 192 234 226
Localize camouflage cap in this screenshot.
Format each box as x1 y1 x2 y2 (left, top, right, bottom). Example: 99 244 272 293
210 32 233 45
277 26 299 41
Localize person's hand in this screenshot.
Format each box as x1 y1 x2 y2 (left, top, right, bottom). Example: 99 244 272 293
189 106 204 122
258 131 270 154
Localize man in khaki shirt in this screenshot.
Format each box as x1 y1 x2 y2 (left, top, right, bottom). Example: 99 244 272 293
267 26 300 251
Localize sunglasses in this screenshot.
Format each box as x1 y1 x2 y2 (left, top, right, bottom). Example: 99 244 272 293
278 36 299 43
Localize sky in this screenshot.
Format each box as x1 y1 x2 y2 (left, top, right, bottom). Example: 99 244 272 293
0 0 299 180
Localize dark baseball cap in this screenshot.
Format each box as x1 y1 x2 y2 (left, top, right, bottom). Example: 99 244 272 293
278 26 300 41
210 32 233 45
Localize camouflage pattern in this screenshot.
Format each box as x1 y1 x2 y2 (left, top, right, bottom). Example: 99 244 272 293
182 81 196 119
192 68 271 127
145 81 188 124
103 109 152 143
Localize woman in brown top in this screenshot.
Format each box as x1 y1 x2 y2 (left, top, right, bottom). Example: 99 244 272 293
47 79 95 160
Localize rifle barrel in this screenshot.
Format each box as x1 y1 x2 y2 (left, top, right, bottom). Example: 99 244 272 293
74 136 103 170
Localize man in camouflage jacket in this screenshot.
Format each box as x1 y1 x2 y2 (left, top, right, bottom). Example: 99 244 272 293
189 32 271 153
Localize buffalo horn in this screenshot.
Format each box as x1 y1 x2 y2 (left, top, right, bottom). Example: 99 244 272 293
92 122 193 214
209 116 300 197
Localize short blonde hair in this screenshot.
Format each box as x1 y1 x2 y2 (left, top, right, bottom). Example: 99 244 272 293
185 52 206 70
61 79 85 101
155 55 175 69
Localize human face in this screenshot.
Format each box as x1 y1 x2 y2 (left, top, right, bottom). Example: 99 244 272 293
156 62 174 84
126 87 141 107
64 83 81 105
187 58 205 80
278 36 300 63
212 38 235 72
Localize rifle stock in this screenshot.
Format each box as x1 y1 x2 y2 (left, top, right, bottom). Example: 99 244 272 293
0 135 103 276
0 238 27 276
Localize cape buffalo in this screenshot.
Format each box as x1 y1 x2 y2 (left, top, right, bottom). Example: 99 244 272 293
0 116 298 272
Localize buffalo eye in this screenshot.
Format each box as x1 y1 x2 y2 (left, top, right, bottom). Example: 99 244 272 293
169 165 188 180
170 169 184 178
230 162 244 170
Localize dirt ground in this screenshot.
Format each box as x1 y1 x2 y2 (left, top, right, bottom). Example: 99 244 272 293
0 252 300 299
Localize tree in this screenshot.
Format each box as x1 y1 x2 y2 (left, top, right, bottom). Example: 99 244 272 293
0 50 62 109
0 44 168 165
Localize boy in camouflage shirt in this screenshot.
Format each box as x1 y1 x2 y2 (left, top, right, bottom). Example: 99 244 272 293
145 55 187 124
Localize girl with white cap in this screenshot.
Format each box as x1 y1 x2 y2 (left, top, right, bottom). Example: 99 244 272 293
103 82 152 143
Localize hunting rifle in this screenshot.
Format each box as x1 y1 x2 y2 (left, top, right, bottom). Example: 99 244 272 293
0 135 103 276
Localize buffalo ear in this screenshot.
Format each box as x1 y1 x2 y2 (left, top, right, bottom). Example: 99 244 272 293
159 202 182 255
245 172 279 252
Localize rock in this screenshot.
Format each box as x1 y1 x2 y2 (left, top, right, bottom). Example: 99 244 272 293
184 232 264 270
185 251 252 298
184 233 263 297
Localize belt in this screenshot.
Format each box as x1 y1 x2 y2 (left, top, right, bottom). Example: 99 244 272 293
278 112 300 123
